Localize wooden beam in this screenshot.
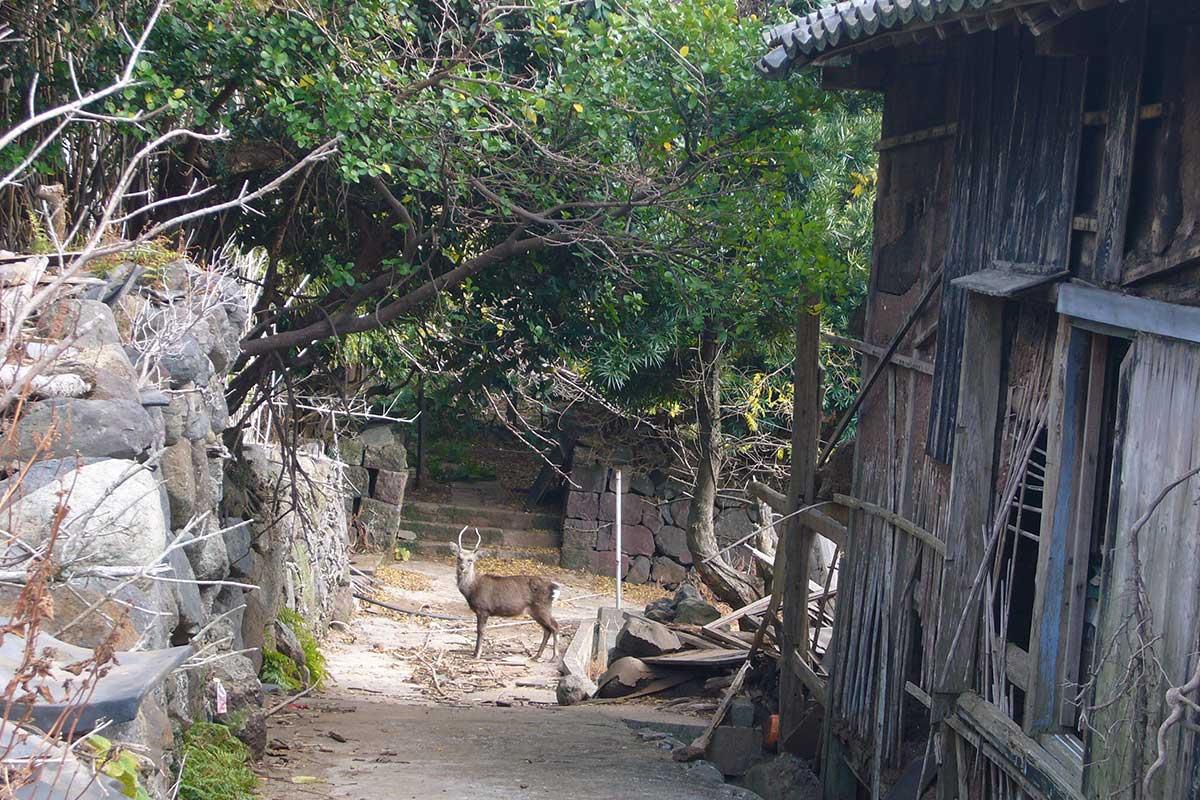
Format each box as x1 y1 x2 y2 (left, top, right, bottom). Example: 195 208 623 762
748 483 847 548
876 123 958 152
779 308 822 748
821 333 934 375
833 493 946 556
1006 642 1031 693
789 648 828 708
1058 282 1200 345
934 293 1004 698
954 692 1087 800
1081 101 1165 126
1093 0 1149 284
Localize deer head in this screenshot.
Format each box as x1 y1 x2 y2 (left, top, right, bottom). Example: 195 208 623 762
454 526 482 584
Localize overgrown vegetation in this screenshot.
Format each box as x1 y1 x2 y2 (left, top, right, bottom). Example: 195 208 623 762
279 608 327 688
259 646 302 691
177 723 258 800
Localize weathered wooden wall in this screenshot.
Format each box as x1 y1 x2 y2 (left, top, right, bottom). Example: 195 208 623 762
822 48 954 782
818 3 1200 798
927 29 1085 463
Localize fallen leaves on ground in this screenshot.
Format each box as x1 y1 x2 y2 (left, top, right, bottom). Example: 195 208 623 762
375 565 434 592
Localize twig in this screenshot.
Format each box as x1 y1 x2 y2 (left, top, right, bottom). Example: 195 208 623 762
265 685 316 718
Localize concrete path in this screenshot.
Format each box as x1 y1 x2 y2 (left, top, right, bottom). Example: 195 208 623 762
259 557 757 799
260 697 754 799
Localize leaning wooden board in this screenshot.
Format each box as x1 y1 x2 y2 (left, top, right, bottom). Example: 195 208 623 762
642 648 748 668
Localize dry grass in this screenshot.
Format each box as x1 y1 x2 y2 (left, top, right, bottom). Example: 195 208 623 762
584 574 670 605
375 565 434 593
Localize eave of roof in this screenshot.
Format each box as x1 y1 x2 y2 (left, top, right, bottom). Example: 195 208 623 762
757 0 1119 78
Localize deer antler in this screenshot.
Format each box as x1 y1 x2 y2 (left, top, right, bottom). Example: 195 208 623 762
456 525 470 550
471 527 482 552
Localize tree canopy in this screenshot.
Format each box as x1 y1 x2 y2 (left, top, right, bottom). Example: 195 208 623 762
2 0 878 434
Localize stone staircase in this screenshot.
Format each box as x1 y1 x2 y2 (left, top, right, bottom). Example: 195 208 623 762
400 484 562 564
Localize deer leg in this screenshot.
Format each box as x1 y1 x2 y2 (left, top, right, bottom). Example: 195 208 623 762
473 612 489 658
534 626 551 661
531 607 560 661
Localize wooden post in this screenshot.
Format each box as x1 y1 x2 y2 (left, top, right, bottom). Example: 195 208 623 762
933 291 1004 800
781 308 822 744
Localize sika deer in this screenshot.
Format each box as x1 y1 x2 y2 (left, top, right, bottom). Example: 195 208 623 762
453 527 562 661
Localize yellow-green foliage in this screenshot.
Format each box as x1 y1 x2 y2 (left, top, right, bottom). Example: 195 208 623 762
178 723 257 800
278 607 326 687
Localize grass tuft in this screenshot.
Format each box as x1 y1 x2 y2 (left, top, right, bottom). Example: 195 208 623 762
178 723 257 800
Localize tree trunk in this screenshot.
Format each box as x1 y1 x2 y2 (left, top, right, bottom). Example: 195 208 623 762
685 322 759 609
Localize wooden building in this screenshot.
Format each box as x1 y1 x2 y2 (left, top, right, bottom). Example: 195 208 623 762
759 1 1200 798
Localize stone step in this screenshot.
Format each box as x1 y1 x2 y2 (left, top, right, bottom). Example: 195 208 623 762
400 518 561 549
402 500 560 532
409 541 562 565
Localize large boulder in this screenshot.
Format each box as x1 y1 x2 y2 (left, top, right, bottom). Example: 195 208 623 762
566 490 599 520
37 299 140 403
569 463 608 494
616 617 681 658
560 524 593 571
675 596 721 626
666 499 692 528
224 444 351 639
590 549 630 578
1 459 167 568
715 508 756 544
0 399 157 464
357 424 408 471
342 465 369 498
183 520 230 582
625 555 651 584
644 596 677 623
596 523 655 557
159 335 211 386
160 440 197 528
210 653 266 758
651 557 689 587
357 497 402 551
655 526 693 564
742 753 822 800
374 468 408 506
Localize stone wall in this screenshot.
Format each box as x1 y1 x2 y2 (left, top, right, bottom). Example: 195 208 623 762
560 453 764 586
329 424 409 552
0 254 350 794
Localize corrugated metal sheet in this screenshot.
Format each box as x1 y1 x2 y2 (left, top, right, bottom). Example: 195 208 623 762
757 0 1124 77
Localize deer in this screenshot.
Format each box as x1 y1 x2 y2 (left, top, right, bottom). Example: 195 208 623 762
453 526 562 661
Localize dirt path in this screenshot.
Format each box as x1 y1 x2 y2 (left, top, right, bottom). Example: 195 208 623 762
259 557 758 799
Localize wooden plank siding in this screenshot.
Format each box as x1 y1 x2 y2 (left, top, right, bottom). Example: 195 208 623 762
1085 334 1200 800
927 30 1086 463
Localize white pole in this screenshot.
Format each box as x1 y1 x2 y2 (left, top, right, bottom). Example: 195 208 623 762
614 467 623 610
